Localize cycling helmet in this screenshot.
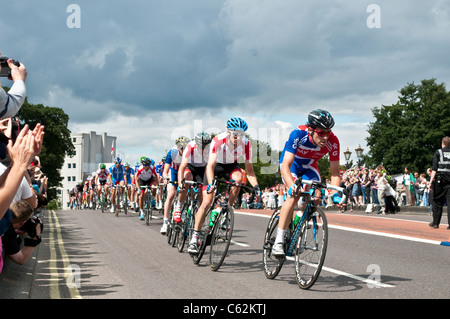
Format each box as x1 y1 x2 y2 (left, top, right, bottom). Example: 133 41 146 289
124 161 130 167
99 163 106 169
175 136 190 148
114 156 122 164
227 117 248 131
142 157 151 166
140 156 146 163
307 109 335 130
161 156 166 163
150 159 155 166
195 131 212 147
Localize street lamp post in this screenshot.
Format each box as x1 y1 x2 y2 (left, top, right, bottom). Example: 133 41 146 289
355 144 364 168
344 147 352 170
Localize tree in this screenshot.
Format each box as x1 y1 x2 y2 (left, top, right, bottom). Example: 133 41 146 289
366 79 450 174
15 96 74 200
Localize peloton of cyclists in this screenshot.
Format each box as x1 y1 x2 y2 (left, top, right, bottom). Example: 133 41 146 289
188 117 261 254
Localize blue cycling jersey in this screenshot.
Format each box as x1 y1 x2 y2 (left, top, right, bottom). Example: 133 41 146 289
109 164 125 182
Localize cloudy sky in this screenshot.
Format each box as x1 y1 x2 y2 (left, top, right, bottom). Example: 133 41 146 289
1 0 449 168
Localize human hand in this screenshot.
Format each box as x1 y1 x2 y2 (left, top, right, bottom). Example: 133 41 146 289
7 124 34 170
8 58 27 82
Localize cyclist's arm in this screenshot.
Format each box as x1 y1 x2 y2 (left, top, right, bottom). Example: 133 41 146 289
244 160 258 187
329 160 341 191
162 163 170 180
178 156 189 183
206 151 218 185
280 151 296 191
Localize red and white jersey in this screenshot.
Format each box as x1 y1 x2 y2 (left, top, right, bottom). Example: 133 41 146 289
96 169 110 180
182 141 210 167
210 132 252 164
136 166 157 181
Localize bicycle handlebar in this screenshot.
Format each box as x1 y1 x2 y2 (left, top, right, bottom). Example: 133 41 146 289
296 178 344 193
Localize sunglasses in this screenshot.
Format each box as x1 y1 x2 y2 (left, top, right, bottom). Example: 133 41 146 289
310 128 332 137
228 130 245 138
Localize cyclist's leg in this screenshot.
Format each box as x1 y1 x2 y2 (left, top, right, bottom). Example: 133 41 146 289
174 169 192 222
161 170 177 234
228 166 243 205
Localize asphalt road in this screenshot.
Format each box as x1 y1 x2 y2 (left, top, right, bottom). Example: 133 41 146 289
1 206 449 302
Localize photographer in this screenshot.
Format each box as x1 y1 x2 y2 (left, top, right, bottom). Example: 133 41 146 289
1 200 42 265
0 51 27 119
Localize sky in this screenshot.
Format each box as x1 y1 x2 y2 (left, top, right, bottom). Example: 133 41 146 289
1 0 450 170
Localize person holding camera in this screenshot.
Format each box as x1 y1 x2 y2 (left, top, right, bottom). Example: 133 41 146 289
0 51 27 119
1 200 42 265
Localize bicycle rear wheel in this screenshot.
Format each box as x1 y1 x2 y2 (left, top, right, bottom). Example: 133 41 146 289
209 206 234 271
294 207 328 290
262 210 285 279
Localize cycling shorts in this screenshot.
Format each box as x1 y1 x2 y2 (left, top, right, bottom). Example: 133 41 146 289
203 162 242 186
138 177 156 192
186 164 205 185
280 161 321 184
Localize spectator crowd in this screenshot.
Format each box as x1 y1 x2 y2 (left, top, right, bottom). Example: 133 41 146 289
0 55 47 274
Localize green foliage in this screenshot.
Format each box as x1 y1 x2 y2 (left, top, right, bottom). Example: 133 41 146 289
15 96 74 200
366 79 450 174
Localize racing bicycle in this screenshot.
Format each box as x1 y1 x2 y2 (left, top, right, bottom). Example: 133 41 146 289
189 178 254 271
262 178 343 289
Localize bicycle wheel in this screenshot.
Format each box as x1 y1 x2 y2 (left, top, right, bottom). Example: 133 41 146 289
178 204 196 253
209 205 234 271
192 209 211 265
145 194 152 225
294 207 328 290
262 210 285 279
123 189 128 215
114 190 120 217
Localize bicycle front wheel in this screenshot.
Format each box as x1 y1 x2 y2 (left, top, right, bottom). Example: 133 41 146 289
294 207 328 290
262 210 285 279
209 206 234 271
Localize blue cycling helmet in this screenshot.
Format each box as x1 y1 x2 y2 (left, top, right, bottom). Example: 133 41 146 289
226 117 248 131
114 157 122 164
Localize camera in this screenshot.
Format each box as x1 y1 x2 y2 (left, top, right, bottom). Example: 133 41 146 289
19 216 43 238
0 56 20 78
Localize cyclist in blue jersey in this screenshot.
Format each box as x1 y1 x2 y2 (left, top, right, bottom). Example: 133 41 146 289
124 162 136 210
272 109 342 258
160 136 190 235
108 157 127 213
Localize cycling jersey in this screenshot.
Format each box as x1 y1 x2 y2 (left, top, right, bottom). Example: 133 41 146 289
96 169 110 181
166 147 182 171
136 166 157 181
109 164 125 182
155 162 163 177
209 131 252 164
280 124 340 181
183 141 210 167
124 167 135 185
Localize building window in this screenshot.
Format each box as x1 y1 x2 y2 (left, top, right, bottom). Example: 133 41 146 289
73 163 76 168
67 176 71 182
68 163 71 168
